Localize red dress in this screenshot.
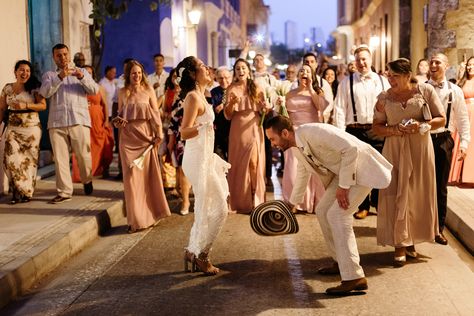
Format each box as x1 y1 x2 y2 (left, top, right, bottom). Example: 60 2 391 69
72 92 114 182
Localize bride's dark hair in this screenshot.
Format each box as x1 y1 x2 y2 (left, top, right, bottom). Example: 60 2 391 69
176 56 198 100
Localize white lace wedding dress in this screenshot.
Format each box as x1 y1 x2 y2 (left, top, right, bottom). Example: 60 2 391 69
182 95 230 256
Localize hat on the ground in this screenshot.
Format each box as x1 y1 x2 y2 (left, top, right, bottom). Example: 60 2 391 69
250 200 299 236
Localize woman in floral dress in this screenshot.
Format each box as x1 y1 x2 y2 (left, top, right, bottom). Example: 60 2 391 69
0 60 46 203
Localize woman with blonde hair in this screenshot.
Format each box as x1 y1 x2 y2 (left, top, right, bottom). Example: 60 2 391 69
114 60 170 233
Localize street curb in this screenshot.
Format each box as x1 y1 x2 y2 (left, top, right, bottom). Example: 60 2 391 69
446 207 474 255
0 200 125 309
36 164 56 180
446 187 474 255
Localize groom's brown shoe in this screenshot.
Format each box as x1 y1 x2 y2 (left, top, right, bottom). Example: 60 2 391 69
317 262 340 275
435 233 448 245
325 277 368 295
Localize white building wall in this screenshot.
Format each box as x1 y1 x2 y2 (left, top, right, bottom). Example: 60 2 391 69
62 0 94 63
0 0 30 88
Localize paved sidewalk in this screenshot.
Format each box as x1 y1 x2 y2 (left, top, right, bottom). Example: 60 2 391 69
0 174 126 308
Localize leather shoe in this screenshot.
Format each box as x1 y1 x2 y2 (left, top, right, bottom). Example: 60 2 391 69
394 255 406 267
317 262 340 275
405 245 417 258
84 182 93 195
353 209 368 219
326 277 368 295
435 234 448 245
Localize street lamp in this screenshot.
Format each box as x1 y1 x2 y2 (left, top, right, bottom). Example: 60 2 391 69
369 35 380 48
188 9 201 27
254 34 264 43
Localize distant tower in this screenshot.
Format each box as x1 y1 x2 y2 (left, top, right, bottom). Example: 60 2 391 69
310 27 325 45
285 20 298 49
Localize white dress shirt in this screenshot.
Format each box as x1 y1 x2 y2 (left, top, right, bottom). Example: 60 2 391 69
40 69 99 129
254 71 279 91
333 71 390 129
148 70 169 99
99 77 117 116
429 78 470 150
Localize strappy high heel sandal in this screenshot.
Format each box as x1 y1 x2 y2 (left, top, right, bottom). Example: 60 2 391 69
194 252 220 275
184 249 196 273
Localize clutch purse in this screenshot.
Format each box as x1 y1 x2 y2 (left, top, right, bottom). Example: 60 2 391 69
422 102 432 121
418 85 432 121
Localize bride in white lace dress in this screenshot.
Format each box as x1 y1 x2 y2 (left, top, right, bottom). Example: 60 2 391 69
178 56 230 275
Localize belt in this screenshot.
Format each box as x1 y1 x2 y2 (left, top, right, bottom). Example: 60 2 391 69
430 131 451 138
9 109 35 113
346 123 372 130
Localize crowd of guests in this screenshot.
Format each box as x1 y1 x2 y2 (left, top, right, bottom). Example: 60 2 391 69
1 41 473 293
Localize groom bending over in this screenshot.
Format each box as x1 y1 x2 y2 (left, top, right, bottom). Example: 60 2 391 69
264 115 392 295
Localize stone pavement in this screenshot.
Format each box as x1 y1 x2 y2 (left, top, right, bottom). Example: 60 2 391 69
6 177 472 316
0 165 473 312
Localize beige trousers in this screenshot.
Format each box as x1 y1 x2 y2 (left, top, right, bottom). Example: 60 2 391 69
49 125 92 197
316 176 371 281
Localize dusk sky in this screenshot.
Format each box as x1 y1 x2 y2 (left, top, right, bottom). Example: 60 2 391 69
265 0 337 47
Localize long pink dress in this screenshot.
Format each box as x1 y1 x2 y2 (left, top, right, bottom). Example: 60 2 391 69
119 91 171 230
226 85 266 213
282 94 325 212
449 80 474 185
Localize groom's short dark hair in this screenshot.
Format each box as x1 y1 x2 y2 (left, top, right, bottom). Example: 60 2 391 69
264 115 294 133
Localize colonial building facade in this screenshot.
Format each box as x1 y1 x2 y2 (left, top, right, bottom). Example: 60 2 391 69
333 0 474 75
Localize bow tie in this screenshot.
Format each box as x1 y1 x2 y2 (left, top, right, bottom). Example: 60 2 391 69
430 81 444 89
360 73 372 80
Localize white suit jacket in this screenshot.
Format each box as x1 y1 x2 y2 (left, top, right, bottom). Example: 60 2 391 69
289 123 393 205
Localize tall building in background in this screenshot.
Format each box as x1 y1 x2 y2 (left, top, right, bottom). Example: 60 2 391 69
285 20 298 49
310 26 325 45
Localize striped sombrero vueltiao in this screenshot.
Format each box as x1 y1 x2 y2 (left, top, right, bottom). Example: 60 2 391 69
250 200 299 236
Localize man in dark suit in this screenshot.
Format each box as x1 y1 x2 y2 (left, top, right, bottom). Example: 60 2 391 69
210 67 232 161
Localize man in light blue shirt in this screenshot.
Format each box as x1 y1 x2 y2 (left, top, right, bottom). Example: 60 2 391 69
40 43 99 204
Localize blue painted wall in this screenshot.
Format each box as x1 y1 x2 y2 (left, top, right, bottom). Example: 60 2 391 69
102 3 171 76
28 0 62 75
28 0 63 150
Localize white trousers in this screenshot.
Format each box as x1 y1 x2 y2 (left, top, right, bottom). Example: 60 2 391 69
316 176 371 281
49 125 92 197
